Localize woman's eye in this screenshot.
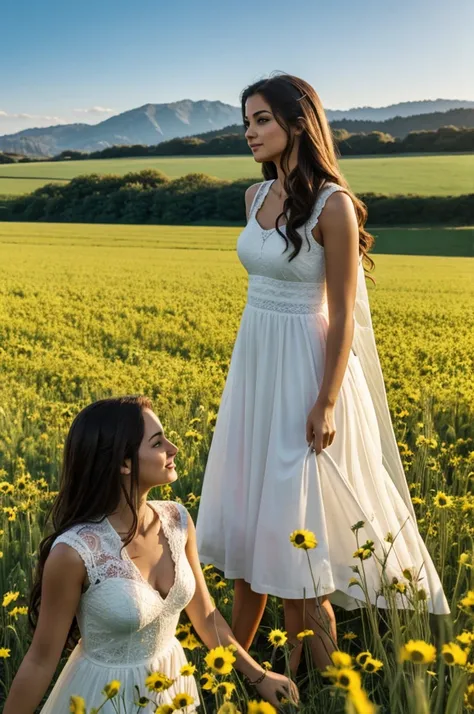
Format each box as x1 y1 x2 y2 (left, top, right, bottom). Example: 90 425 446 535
153 442 161 448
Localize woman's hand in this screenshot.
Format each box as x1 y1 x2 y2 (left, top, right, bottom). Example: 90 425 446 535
306 399 336 454
255 671 299 709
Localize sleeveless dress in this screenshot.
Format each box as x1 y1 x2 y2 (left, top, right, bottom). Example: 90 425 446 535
41 501 199 713
196 180 450 615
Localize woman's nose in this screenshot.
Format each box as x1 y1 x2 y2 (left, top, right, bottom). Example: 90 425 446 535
245 126 256 140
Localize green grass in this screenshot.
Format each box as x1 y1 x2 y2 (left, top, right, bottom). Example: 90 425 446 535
1 222 472 257
0 153 473 196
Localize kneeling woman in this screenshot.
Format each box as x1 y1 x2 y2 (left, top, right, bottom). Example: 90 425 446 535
4 396 298 713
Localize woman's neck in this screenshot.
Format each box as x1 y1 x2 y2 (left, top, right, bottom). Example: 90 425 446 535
110 491 152 536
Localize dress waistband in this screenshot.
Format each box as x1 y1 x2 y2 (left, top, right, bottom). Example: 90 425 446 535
246 275 326 315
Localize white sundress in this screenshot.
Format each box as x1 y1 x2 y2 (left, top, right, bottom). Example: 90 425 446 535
41 500 199 712
196 179 451 615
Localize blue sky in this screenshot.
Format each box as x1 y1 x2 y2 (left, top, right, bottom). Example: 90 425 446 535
1 0 472 135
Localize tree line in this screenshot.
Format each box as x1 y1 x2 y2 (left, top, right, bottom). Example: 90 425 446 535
1 125 473 166
0 170 472 226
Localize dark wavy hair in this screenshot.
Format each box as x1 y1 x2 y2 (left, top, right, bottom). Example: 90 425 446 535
29 395 152 645
241 72 375 272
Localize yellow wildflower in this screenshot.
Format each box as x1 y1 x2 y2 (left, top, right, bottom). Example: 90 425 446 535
433 491 454 509
268 629 287 647
102 680 121 698
172 692 194 709
400 639 437 664
296 629 314 640
69 696 86 714
441 642 468 666
247 701 277 714
2 591 20 608
144 671 174 693
205 645 236 675
289 529 318 550
180 663 196 676
331 650 353 668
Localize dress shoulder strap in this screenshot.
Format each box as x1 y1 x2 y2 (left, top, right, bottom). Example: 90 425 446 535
51 524 100 585
151 500 189 556
248 180 273 220
306 182 346 234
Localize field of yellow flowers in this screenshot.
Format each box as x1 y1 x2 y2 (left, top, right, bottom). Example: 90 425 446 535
0 222 473 713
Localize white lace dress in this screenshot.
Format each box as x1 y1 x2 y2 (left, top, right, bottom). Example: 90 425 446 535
196 180 450 615
41 501 199 713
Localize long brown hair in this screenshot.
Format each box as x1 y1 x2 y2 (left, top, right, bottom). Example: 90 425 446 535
29 395 152 644
241 73 375 272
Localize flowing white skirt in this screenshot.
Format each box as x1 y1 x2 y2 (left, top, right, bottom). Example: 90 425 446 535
196 303 450 615
40 637 199 712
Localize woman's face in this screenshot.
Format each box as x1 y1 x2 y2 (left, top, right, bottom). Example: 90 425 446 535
244 93 292 164
123 408 179 489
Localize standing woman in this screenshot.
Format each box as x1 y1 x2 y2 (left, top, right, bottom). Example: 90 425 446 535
196 73 450 671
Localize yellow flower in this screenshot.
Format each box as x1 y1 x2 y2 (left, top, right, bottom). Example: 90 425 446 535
262 660 272 670
172 692 194 709
348 577 361 587
411 497 425 505
182 634 201 650
296 629 314 640
2 506 17 521
289 529 318 550
456 631 474 646
69 696 86 714
393 582 407 594
212 681 236 700
2 591 20 608
200 672 216 690
464 684 474 710
9 606 28 618
459 590 474 611
102 680 121 698
400 639 437 664
155 706 175 714
217 704 240 714
353 547 372 560
268 629 287 647
362 657 384 673
135 695 149 708
247 701 277 714
433 491 454 509
330 650 353 668
205 645 236 675
0 647 11 658
441 642 468 666
333 668 362 691
343 632 357 640
355 651 372 666
180 663 196 676
145 671 174 693
0 552 4 558
0 482 14 494
347 687 376 714
459 552 472 568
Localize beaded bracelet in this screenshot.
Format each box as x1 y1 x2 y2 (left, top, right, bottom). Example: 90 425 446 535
246 670 267 686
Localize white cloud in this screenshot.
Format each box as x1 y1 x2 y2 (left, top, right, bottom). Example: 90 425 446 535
74 106 116 115
0 110 67 123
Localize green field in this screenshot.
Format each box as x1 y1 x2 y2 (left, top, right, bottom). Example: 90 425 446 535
1 222 473 713
1 152 473 197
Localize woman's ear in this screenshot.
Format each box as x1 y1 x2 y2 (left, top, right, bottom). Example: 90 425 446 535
294 117 305 136
120 459 131 476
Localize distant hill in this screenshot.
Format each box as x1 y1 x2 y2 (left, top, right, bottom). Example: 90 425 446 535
1 98 473 157
326 99 474 121
0 101 242 157
194 108 474 141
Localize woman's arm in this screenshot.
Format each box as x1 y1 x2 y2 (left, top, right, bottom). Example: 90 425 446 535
307 191 360 453
3 544 86 714
184 515 298 707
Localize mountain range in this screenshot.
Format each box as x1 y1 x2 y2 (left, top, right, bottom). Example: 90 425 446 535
1 98 473 157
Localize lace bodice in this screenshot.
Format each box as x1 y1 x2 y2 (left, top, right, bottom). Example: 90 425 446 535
236 180 345 314
51 501 196 665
